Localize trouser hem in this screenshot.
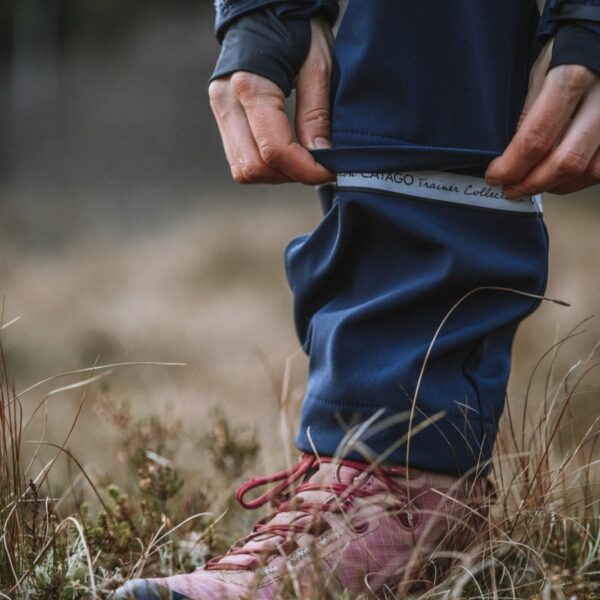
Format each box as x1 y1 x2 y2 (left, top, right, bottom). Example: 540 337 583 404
295 393 499 477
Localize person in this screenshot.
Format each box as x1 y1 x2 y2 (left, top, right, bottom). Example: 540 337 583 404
115 1 600 598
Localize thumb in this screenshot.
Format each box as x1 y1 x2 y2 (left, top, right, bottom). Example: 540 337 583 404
295 18 333 150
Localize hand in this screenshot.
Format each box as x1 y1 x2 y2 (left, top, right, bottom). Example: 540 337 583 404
485 41 600 198
208 17 335 185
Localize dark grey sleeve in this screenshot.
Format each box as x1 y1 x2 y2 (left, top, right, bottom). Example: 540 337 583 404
549 22 600 75
214 0 338 41
210 8 312 97
539 0 600 40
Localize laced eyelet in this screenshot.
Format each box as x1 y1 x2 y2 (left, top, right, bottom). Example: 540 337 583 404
350 518 368 534
342 496 354 511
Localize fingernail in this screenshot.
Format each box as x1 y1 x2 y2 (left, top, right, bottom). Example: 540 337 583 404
486 177 500 186
312 137 331 149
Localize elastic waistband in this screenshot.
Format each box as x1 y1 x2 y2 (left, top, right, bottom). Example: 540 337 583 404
333 171 543 214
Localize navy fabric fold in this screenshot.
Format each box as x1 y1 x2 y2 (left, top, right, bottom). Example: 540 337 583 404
320 0 541 174
310 147 499 176
288 189 549 474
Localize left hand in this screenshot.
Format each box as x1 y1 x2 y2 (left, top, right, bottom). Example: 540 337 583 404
485 41 600 198
208 17 335 186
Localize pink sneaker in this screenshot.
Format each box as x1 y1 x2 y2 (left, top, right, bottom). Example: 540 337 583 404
115 453 491 599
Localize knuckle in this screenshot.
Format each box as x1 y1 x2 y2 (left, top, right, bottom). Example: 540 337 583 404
521 130 551 158
302 107 331 129
208 80 228 105
259 142 282 166
556 151 587 177
563 65 594 91
230 72 255 99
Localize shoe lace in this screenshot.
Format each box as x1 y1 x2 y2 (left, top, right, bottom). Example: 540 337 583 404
206 453 409 571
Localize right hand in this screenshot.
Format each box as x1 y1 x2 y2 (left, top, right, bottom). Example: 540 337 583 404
208 17 335 185
486 40 600 198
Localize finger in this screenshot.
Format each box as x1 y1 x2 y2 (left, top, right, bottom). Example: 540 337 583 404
486 65 594 186
231 72 334 185
295 18 333 149
209 78 291 183
547 147 600 194
549 176 598 195
503 85 600 198
219 102 292 184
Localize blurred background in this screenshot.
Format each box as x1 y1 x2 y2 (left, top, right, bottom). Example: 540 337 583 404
0 1 598 477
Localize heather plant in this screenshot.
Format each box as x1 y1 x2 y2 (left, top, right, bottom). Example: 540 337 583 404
0 333 261 599
203 408 260 479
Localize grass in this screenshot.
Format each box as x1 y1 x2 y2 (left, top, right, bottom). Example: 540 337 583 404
0 335 261 598
1 314 599 599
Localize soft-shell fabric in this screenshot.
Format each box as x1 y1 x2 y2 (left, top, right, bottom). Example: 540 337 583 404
314 1 539 173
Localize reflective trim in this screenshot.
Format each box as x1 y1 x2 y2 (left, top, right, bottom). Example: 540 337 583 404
336 171 543 213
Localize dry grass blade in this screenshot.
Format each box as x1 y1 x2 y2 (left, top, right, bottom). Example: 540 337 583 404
2 314 600 598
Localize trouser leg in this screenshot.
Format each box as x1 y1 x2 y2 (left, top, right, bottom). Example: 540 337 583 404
285 184 548 475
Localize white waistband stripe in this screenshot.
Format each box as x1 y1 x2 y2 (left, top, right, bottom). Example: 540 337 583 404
336 171 543 213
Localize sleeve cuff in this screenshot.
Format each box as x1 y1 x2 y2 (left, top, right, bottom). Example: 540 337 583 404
210 8 312 96
549 22 600 75
215 0 338 41
538 0 600 42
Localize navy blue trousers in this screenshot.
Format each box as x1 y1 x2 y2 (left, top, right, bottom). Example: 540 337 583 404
285 184 548 475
